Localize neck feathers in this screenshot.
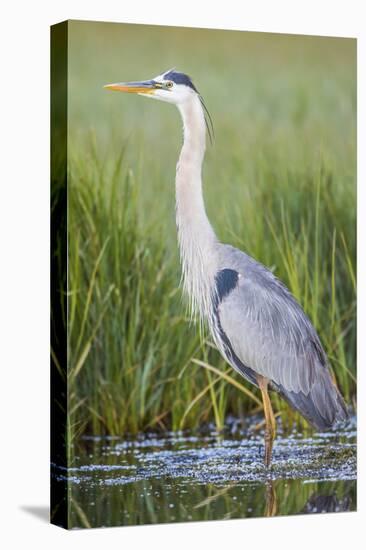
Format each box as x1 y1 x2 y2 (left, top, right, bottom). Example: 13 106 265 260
175 95 217 321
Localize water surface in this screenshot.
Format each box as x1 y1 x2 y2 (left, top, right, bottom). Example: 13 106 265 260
52 416 356 528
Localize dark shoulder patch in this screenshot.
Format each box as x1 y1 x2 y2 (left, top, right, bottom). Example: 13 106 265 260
212 268 257 387
215 269 239 303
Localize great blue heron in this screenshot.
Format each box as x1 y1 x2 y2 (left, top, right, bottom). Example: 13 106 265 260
105 69 348 466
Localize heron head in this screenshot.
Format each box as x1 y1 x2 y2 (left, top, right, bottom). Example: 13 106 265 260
104 69 199 105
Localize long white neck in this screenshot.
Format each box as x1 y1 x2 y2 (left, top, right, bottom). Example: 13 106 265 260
175 94 218 321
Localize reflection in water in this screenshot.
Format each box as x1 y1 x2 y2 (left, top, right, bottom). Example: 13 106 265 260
302 493 352 514
265 480 277 517
52 417 356 529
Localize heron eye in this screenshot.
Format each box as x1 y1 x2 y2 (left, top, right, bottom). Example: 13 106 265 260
165 81 173 89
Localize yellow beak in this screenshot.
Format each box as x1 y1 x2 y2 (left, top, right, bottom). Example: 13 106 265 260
104 80 157 94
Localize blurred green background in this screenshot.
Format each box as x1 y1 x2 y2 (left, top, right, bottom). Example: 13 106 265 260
66 20 356 444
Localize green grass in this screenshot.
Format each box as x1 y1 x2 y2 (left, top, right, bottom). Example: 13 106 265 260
63 22 356 445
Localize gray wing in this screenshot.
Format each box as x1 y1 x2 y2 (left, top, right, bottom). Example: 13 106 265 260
214 245 347 429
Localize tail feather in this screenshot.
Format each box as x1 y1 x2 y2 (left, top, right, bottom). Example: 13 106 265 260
274 367 348 431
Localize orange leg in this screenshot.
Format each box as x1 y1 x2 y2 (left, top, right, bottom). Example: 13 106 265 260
257 375 276 467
